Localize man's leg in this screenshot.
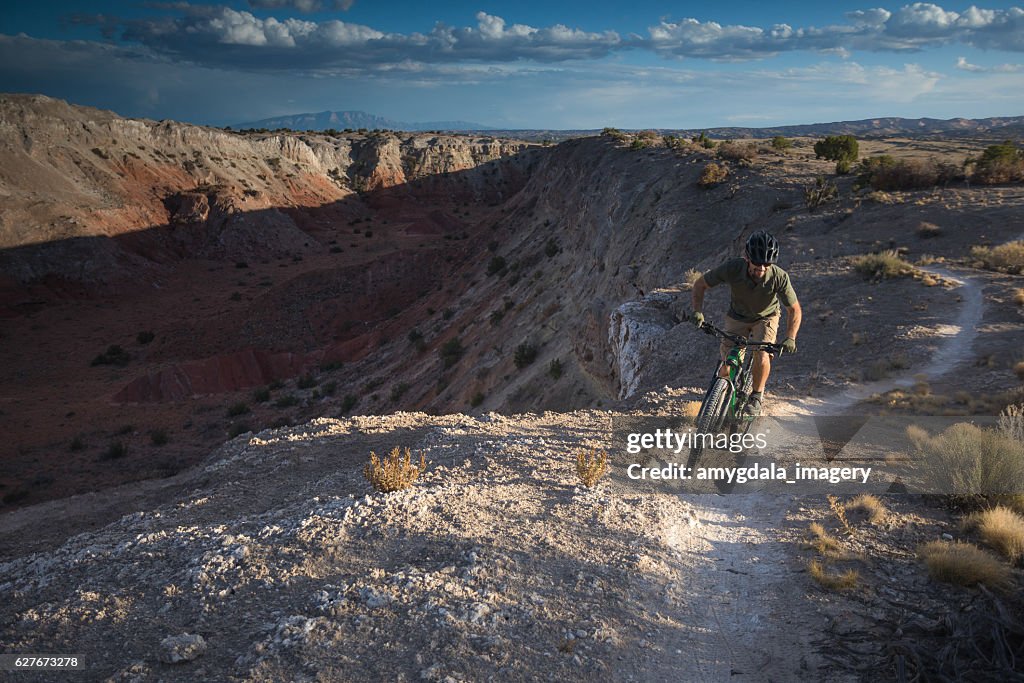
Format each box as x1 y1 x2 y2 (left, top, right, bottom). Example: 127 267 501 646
719 317 752 379
744 314 780 416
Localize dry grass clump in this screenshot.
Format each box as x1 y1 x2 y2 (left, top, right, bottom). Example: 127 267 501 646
918 540 1012 590
1014 361 1024 380
1013 288 1024 306
716 141 758 162
683 268 702 287
846 494 887 524
852 250 916 280
971 241 1024 274
363 447 426 492
906 422 1024 501
917 221 942 238
803 176 837 209
680 400 702 424
861 157 960 191
697 162 728 188
808 559 858 591
806 522 845 557
966 506 1024 563
575 448 609 487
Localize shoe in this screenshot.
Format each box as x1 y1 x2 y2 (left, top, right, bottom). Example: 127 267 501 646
742 394 762 418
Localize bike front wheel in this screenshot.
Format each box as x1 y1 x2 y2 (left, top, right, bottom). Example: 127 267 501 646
688 377 731 470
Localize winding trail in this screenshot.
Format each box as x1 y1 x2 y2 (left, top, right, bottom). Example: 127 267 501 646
645 264 986 681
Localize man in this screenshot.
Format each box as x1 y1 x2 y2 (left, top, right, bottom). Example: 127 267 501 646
690 231 802 417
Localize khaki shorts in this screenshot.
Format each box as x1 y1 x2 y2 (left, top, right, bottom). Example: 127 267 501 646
719 313 780 360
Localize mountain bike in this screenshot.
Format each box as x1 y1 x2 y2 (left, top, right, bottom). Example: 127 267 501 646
685 317 782 474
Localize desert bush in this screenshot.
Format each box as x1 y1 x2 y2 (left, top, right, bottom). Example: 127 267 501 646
814 135 858 162
803 177 838 209
1015 362 1024 380
390 382 409 402
692 132 715 149
601 127 627 142
966 506 1024 563
717 141 757 162
918 541 1011 589
101 441 128 461
91 345 131 367
846 494 887 524
137 331 155 345
487 256 506 276
548 358 563 380
470 391 485 407
697 162 728 188
363 447 426 492
227 402 249 417
439 338 464 368
863 157 957 191
514 343 538 369
970 140 1024 184
852 250 915 279
274 394 298 408
906 422 1024 501
771 136 792 151
297 374 318 389
341 394 358 413
835 159 852 175
69 436 85 451
806 522 845 557
228 422 250 438
544 239 560 258
917 221 942 238
1014 289 1024 306
970 241 1024 274
575 448 609 487
253 386 271 403
808 560 858 591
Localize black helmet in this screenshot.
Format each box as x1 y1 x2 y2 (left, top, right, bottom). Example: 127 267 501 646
745 231 779 265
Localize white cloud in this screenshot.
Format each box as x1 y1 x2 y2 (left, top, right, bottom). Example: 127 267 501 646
956 55 1024 72
248 0 355 12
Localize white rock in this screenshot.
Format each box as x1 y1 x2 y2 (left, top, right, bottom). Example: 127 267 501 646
159 633 207 664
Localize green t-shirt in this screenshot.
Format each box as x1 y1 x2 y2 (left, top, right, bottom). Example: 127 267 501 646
703 258 798 323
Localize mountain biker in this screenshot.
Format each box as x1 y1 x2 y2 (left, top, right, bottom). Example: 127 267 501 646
690 231 802 417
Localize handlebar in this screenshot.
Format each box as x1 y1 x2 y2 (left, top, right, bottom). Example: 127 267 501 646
678 313 783 355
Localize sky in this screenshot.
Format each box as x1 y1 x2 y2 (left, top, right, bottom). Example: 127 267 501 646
1 2 1023 129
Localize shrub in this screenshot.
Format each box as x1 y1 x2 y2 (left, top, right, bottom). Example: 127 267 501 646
852 250 915 280
136 331 155 345
91 345 131 367
971 140 1024 184
846 494 887 524
771 136 792 151
274 394 299 408
906 422 1024 502
697 162 728 188
814 135 858 162
549 358 563 380
101 441 128 461
297 374 318 389
806 522 845 557
575 448 609 487
918 541 1011 589
228 422 251 438
544 239 560 258
803 177 838 209
860 157 956 191
808 560 858 591
341 394 358 413
601 127 627 142
227 402 249 417
70 436 85 451
970 241 1024 274
514 343 538 368
917 221 942 238
835 159 852 175
408 329 426 351
390 382 409 402
268 379 285 390
692 131 715 149
150 429 169 446
717 141 757 162
253 387 271 403
470 391 485 407
363 447 426 492
487 256 507 276
1014 289 1024 306
320 361 344 372
489 310 504 326
439 338 464 369
966 506 1024 563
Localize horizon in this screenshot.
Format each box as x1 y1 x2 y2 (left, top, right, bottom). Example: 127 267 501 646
1 2 1024 128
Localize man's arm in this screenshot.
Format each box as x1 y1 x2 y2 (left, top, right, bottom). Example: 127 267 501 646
784 300 802 340
691 275 710 313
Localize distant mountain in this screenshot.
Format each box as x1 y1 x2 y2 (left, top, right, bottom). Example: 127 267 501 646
686 115 1024 139
233 110 493 132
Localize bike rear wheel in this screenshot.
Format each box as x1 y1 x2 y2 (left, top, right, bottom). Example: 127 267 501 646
688 377 731 470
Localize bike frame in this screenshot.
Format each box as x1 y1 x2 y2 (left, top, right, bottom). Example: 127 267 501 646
696 321 781 430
